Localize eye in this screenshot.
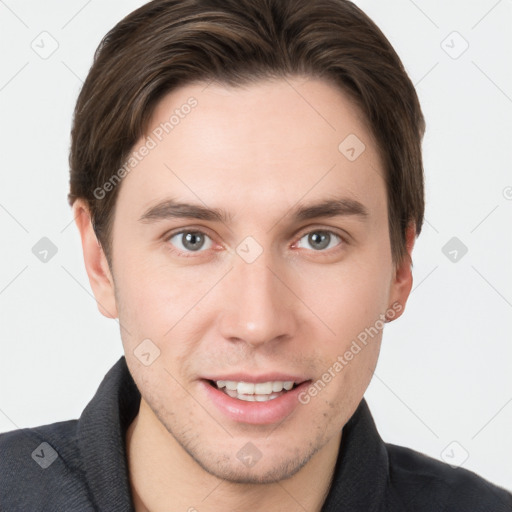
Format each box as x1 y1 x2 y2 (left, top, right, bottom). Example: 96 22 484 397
167 230 213 253
296 230 343 251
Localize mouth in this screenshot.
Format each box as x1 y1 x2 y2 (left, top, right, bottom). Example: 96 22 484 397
200 376 313 424
205 379 306 402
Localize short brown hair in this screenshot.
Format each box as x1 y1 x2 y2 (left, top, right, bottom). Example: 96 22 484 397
68 0 425 266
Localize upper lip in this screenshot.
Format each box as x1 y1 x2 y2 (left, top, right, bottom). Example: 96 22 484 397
202 373 311 384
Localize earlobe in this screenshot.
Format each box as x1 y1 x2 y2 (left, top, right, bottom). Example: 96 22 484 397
387 223 416 322
73 200 118 319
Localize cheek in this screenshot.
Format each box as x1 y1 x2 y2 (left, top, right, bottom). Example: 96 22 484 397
302 258 391 341
294 260 388 401
115 248 189 319
114 252 221 362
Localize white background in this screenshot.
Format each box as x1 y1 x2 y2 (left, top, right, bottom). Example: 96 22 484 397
1 0 511 493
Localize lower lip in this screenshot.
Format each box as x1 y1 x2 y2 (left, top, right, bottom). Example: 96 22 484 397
200 380 311 425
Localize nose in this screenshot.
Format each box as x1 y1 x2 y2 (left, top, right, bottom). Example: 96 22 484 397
217 249 299 348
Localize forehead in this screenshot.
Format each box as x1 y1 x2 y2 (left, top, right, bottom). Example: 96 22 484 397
114 77 385 223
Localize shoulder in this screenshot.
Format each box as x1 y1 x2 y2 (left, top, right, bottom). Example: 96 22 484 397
0 421 95 511
385 442 512 511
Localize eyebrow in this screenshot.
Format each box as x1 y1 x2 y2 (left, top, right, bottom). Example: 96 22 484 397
138 197 369 224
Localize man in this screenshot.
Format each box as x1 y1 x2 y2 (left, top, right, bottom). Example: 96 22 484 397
1 0 511 510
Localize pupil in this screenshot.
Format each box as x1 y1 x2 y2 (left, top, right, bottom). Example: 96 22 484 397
309 232 330 250
183 232 204 251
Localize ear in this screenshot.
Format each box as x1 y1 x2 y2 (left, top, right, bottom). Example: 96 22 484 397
387 223 416 322
73 200 118 319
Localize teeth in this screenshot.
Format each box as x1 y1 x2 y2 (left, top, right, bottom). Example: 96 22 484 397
272 382 284 392
223 387 283 402
237 382 255 395
214 379 296 395
255 382 273 394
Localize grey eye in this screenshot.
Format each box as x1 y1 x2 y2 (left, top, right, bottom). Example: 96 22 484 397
297 231 341 251
169 231 213 252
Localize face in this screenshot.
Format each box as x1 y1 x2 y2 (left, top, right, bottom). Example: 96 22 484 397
76 77 413 484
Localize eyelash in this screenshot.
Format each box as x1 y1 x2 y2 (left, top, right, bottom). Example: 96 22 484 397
163 227 348 258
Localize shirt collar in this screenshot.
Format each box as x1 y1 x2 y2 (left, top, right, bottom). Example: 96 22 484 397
78 356 140 511
320 397 389 511
77 356 389 511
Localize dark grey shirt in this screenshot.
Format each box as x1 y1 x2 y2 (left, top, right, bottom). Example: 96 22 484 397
1 356 511 511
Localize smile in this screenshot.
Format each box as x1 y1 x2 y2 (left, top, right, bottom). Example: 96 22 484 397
211 380 300 402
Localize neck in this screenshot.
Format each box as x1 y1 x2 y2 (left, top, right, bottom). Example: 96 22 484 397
126 398 341 512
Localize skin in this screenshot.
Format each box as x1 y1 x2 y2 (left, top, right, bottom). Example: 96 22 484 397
74 76 415 512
